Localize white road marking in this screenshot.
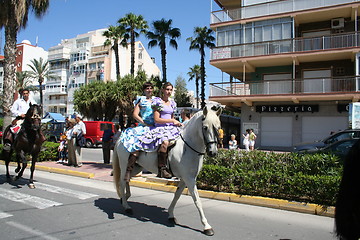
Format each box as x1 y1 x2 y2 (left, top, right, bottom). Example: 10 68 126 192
35 182 98 200
0 188 62 209
0 211 13 219
7 221 59 240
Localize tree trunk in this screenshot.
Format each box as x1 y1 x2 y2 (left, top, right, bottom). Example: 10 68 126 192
161 44 167 83
130 31 135 76
114 42 120 79
3 23 19 127
196 77 199 109
200 45 206 109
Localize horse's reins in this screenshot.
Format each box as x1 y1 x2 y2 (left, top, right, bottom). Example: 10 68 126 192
179 125 218 156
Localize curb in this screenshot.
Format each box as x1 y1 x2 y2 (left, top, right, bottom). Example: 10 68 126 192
1 161 334 218
129 178 334 218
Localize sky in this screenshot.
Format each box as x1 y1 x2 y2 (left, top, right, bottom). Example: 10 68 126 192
1 0 228 97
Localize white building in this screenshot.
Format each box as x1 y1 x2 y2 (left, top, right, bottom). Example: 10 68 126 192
46 28 161 115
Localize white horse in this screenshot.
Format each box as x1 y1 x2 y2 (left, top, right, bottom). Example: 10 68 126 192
112 106 221 236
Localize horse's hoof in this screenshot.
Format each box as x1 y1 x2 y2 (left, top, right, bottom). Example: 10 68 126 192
12 176 18 181
168 217 178 225
125 208 133 215
28 183 36 189
203 228 214 236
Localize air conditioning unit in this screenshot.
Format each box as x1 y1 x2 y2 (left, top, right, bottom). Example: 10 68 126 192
331 18 345 29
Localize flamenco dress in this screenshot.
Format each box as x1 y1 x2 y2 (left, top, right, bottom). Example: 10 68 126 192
138 97 181 152
120 96 154 152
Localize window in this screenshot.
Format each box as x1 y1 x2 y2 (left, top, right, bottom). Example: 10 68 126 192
216 17 293 46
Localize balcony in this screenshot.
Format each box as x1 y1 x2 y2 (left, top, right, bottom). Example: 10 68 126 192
210 76 360 97
211 32 360 60
211 0 358 24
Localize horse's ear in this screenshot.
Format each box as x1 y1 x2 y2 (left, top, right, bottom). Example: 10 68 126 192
216 107 222 116
29 102 32 107
203 106 208 116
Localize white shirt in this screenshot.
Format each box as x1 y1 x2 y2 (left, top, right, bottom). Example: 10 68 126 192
11 97 37 117
73 121 86 135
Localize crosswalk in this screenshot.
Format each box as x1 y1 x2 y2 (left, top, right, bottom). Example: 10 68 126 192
0 181 99 219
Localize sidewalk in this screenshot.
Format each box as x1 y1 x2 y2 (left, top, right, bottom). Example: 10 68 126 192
1 160 335 218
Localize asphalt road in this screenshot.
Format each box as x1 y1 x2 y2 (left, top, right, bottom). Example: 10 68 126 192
0 166 336 240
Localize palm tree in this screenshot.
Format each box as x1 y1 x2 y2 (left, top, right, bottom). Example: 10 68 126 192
27 57 55 116
147 18 181 83
118 13 148 76
16 71 38 96
103 25 127 80
0 0 50 126
187 26 215 109
188 64 201 109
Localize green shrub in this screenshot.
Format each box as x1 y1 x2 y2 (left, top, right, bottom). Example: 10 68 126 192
198 149 342 206
0 141 59 162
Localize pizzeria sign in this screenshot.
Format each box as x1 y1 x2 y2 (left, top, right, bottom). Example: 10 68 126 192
256 105 319 113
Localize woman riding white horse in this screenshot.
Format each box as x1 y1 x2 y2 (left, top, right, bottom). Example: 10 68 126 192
112 106 221 236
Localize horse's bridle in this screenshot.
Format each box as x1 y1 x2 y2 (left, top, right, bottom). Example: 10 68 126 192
179 123 218 156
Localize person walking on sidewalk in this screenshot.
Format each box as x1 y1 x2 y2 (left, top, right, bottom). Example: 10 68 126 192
102 124 114 164
71 114 86 167
249 129 257 151
65 118 77 166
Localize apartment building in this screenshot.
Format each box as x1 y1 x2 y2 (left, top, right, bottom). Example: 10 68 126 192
209 0 360 150
0 40 48 103
46 29 161 115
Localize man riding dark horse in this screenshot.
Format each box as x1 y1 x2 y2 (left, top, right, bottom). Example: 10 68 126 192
3 89 46 150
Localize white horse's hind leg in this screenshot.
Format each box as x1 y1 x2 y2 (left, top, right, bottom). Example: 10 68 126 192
185 179 214 236
168 180 186 223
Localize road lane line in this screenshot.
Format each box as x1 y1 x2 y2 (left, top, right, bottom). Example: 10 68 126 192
0 188 62 209
0 211 13 219
7 221 59 240
35 182 98 200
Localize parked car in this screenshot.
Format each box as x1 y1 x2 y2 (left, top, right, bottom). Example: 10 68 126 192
293 129 360 152
303 138 359 161
83 121 115 148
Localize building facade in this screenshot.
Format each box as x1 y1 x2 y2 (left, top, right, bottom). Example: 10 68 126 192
209 0 360 150
46 29 161 115
0 40 48 103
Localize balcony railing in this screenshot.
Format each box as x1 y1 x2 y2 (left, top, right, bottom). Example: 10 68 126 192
210 76 360 97
211 32 360 60
211 0 358 24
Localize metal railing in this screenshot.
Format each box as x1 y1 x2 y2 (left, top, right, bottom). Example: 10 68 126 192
211 32 360 60
209 77 360 96
211 0 358 24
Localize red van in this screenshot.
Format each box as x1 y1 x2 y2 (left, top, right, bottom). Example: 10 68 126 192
83 121 115 148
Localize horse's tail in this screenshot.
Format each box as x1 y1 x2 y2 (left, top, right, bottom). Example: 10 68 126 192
112 145 122 198
335 138 360 240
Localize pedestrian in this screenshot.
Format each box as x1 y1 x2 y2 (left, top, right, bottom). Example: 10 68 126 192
218 128 224 148
57 134 68 163
102 124 114 164
242 129 250 151
72 114 86 167
249 129 257 151
65 118 76 166
228 134 238 150
180 109 192 126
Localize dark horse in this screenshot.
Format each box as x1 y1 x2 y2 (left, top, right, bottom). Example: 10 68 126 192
2 103 45 188
335 138 360 240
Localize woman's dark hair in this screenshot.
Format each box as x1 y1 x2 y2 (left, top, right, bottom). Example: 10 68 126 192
162 82 173 89
142 82 154 90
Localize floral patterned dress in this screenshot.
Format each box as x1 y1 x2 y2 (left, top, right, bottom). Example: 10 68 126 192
120 96 154 152
138 97 181 152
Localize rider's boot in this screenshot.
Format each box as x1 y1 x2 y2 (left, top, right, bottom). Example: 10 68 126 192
124 153 138 182
3 129 13 151
157 152 172 179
